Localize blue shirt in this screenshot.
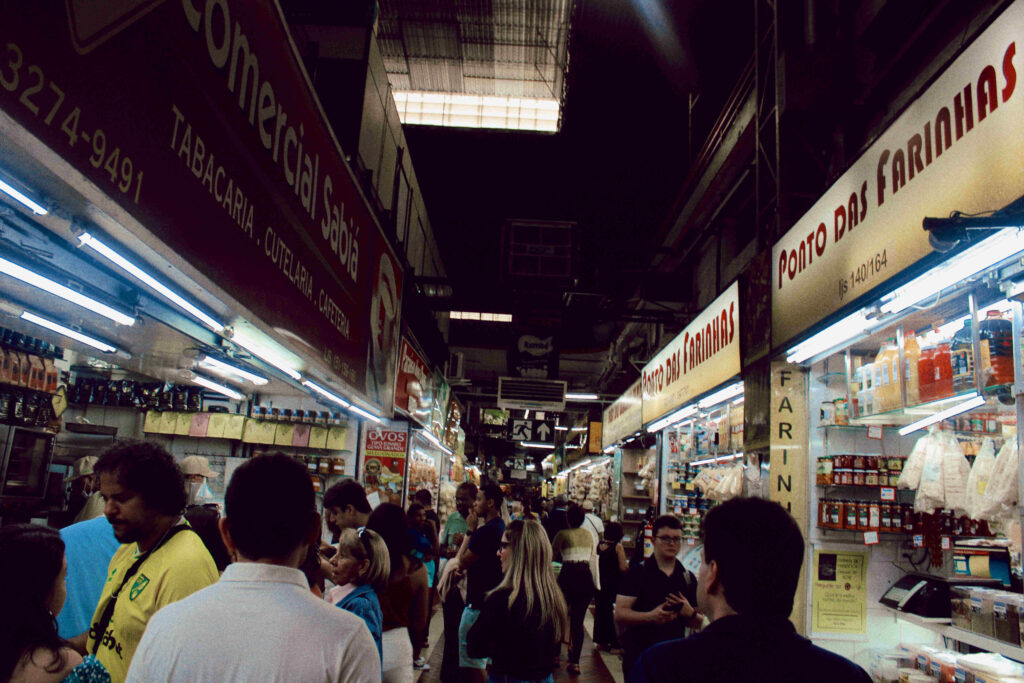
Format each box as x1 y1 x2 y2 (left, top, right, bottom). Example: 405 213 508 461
57 516 120 638
336 583 384 666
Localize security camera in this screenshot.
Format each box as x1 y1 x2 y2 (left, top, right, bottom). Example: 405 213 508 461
922 209 1024 252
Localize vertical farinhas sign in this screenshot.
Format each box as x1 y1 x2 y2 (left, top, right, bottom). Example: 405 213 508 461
772 1 1023 348
641 283 740 425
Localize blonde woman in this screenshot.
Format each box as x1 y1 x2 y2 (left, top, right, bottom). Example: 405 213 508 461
466 519 568 683
328 527 391 668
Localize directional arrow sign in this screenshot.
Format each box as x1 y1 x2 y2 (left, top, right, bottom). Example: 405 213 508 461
534 421 555 443
511 419 533 441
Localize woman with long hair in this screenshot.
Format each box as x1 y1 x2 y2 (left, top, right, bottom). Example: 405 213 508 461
551 503 596 675
366 503 431 682
593 522 628 653
466 519 568 683
0 524 110 683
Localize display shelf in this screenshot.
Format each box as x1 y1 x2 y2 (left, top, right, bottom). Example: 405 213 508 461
816 372 848 385
888 608 1024 663
816 526 908 536
850 389 993 426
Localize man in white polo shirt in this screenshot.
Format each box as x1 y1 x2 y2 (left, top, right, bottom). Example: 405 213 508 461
127 453 380 683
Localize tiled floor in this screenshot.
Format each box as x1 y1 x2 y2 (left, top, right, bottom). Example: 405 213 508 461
415 608 622 683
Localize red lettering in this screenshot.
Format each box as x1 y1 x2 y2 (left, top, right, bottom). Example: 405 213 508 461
935 107 952 158
977 64 998 121
1003 42 1017 102
907 134 924 180
815 223 827 256
834 206 846 242
891 149 906 194
876 149 890 206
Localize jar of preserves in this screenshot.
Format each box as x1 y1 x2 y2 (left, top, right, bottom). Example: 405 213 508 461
865 470 879 487
852 470 865 486
880 503 892 530
868 502 881 530
829 500 843 528
818 500 830 527
902 504 916 532
933 342 954 398
857 502 870 530
853 455 867 471
845 501 858 530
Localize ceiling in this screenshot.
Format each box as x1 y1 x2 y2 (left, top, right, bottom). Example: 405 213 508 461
377 0 752 405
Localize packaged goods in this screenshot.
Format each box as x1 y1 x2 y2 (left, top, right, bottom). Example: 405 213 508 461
933 342 954 399
905 334 922 405
975 439 1020 523
992 594 1021 645
979 311 1013 386
966 438 997 519
951 319 975 393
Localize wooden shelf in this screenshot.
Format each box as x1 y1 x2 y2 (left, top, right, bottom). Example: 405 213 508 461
889 608 1024 662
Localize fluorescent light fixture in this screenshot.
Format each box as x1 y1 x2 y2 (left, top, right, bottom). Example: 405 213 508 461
646 404 699 433
20 311 116 353
418 429 452 454
231 328 302 380
78 233 224 331
524 409 530 419
302 380 351 408
348 404 382 424
898 393 985 436
732 397 745 405
566 393 599 400
521 441 554 449
526 464 536 471
690 453 744 467
191 374 245 400
449 311 514 322
880 228 1024 316
698 382 744 409
554 425 568 431
571 426 589 432
393 91 560 132
603 445 616 454
0 175 47 215
0 256 135 325
198 356 268 385
786 309 871 364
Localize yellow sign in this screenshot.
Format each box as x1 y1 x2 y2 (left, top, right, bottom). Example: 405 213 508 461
602 379 642 449
812 550 868 634
308 425 329 449
769 362 809 632
772 1 1024 349
641 283 740 424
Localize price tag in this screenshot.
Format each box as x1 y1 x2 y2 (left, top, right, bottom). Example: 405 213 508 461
941 536 951 550
913 534 924 548
686 538 696 546
867 426 884 440
863 531 879 545
674 507 683 514
689 508 698 515
880 487 896 501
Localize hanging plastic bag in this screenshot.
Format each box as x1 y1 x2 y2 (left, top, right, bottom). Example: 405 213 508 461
965 438 997 520
940 430 971 516
898 429 932 490
915 429 946 513
976 439 1019 523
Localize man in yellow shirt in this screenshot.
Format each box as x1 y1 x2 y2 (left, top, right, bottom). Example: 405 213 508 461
69 441 218 682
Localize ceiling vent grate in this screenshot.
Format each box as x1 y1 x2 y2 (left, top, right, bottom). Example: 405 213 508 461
497 377 566 411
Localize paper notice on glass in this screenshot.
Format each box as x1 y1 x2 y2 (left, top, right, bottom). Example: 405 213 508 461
811 550 868 634
367 490 381 509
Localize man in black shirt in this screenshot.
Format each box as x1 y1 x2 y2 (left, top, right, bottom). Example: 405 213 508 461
449 483 505 683
615 515 699 677
629 498 871 683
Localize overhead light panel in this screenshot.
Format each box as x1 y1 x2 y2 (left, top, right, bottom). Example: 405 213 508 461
0 174 47 215
603 445 616 454
348 404 382 424
571 426 588 432
231 327 302 380
898 393 985 436
554 425 568 431
786 310 872 364
698 382 744 409
20 311 116 353
191 374 245 400
690 453 744 467
521 441 554 449
646 404 698 433
302 380 350 408
0 256 135 325
78 232 224 331
198 356 268 385
565 393 599 401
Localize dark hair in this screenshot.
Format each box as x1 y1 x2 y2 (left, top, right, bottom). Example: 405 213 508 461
604 522 624 543
225 453 316 560
323 480 371 514
406 502 425 526
480 483 504 509
566 502 585 528
413 489 432 506
701 497 804 617
366 503 420 578
94 440 186 515
456 482 478 499
301 544 324 593
652 514 683 537
0 525 66 682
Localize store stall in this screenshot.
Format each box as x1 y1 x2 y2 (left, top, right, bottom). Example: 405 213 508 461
770 1 1024 673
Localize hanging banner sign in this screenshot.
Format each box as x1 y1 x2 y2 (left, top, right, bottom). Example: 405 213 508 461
0 0 403 414
361 422 408 508
602 379 642 449
641 282 740 425
394 339 434 428
772 1 1024 348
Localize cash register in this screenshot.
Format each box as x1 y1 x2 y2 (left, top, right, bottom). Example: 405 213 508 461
880 573 1002 618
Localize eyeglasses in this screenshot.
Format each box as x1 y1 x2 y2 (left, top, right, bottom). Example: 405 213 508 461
655 536 684 545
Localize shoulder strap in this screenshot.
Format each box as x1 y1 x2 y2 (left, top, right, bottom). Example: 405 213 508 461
90 525 190 655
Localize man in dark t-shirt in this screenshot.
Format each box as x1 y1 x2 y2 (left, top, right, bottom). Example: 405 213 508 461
629 498 871 683
449 483 505 683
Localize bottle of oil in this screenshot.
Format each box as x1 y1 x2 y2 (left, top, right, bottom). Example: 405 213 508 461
874 341 899 412
903 334 921 406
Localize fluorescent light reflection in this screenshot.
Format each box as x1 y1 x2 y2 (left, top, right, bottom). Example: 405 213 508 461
898 393 985 436
0 256 135 325
231 328 301 380
191 374 244 400
348 404 382 424
521 442 554 449
566 393 599 401
20 311 116 353
0 176 47 214
698 382 744 409
786 310 871 364
302 380 350 408
78 233 223 331
197 356 268 386
646 405 698 433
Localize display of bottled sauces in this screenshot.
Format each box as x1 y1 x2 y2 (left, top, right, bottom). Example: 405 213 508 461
853 312 1015 417
816 499 993 536
816 454 905 486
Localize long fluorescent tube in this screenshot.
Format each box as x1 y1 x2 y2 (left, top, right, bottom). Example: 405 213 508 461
348 404 382 424
0 256 135 325
571 426 589 432
566 392 599 400
603 445 616 454
0 176 47 215
302 380 351 408
898 393 985 436
880 228 1024 316
78 233 224 331
786 309 871 364
698 382 744 409
646 404 698 433
419 429 452 455
198 356 268 385
690 453 744 467
555 425 568 431
521 441 554 449
191 374 244 400
20 311 116 353
232 328 301 380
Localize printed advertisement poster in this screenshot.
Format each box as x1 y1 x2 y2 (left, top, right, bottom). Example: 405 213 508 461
812 550 868 634
361 422 408 508
394 339 434 428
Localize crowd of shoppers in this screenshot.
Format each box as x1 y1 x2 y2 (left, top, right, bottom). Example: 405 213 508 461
0 435 873 683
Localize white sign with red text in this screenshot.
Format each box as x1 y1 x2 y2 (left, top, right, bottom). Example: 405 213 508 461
772 1 1024 348
642 283 740 425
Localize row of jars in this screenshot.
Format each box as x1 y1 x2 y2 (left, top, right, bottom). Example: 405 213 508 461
816 455 905 486
817 498 915 532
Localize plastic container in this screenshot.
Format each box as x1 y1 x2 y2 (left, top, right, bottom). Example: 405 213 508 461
860 362 876 415
993 594 1021 645
951 319 976 393
979 310 1014 386
918 346 937 402
951 585 974 630
905 334 922 405
970 588 996 637
876 341 899 412
933 342 954 399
